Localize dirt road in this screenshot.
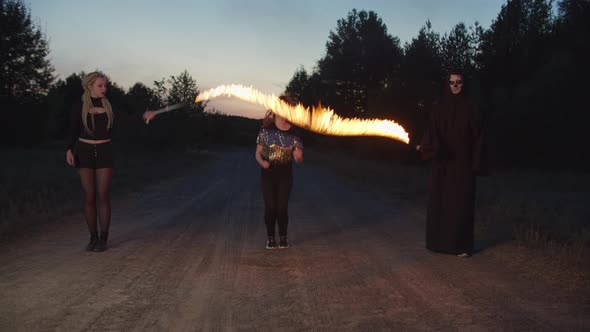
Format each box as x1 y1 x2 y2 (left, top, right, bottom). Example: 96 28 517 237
1 149 588 331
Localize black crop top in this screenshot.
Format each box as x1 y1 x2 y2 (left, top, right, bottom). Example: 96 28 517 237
66 97 113 151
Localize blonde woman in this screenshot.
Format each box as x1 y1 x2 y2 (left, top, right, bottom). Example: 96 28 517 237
66 71 115 252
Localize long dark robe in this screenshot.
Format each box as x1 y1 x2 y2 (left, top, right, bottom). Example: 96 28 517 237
419 92 486 254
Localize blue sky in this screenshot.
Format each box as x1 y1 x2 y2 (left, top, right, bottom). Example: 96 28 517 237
29 0 506 117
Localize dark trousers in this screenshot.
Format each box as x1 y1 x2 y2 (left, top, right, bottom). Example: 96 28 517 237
261 167 293 237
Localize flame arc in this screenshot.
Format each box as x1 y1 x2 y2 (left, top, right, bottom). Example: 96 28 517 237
196 84 409 144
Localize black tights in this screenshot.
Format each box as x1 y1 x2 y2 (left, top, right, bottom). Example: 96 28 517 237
78 168 113 235
261 169 293 237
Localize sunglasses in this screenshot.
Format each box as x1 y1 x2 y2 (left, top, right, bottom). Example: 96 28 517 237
449 80 464 85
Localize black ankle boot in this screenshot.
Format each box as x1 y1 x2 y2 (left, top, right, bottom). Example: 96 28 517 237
86 232 98 251
94 231 108 252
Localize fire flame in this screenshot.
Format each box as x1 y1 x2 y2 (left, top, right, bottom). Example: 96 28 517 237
196 84 409 144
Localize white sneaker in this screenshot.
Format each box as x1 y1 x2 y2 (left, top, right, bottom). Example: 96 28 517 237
457 252 471 257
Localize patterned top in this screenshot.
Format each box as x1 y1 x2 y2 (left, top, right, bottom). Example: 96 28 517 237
256 124 303 165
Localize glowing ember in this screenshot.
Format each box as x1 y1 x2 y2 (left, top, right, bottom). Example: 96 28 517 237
196 84 409 144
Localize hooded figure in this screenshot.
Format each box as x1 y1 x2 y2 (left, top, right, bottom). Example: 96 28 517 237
418 70 487 256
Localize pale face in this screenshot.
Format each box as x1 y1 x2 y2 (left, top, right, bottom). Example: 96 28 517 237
89 77 107 98
449 74 464 95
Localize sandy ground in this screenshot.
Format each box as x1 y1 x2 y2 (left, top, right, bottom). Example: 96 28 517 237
0 149 588 331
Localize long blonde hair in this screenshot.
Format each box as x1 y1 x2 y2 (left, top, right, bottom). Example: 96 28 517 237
81 71 114 134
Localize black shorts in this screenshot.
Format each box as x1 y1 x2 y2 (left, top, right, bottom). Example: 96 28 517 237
74 141 114 169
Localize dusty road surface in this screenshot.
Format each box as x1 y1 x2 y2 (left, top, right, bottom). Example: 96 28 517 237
1 149 588 331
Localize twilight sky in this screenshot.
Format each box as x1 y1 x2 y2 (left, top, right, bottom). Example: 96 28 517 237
29 0 505 118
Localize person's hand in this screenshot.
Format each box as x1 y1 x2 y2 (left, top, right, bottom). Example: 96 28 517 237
293 148 303 163
66 149 75 167
143 110 157 124
261 160 271 169
416 145 421 151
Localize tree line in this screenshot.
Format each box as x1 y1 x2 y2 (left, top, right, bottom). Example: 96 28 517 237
1 0 588 168
284 1 589 169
